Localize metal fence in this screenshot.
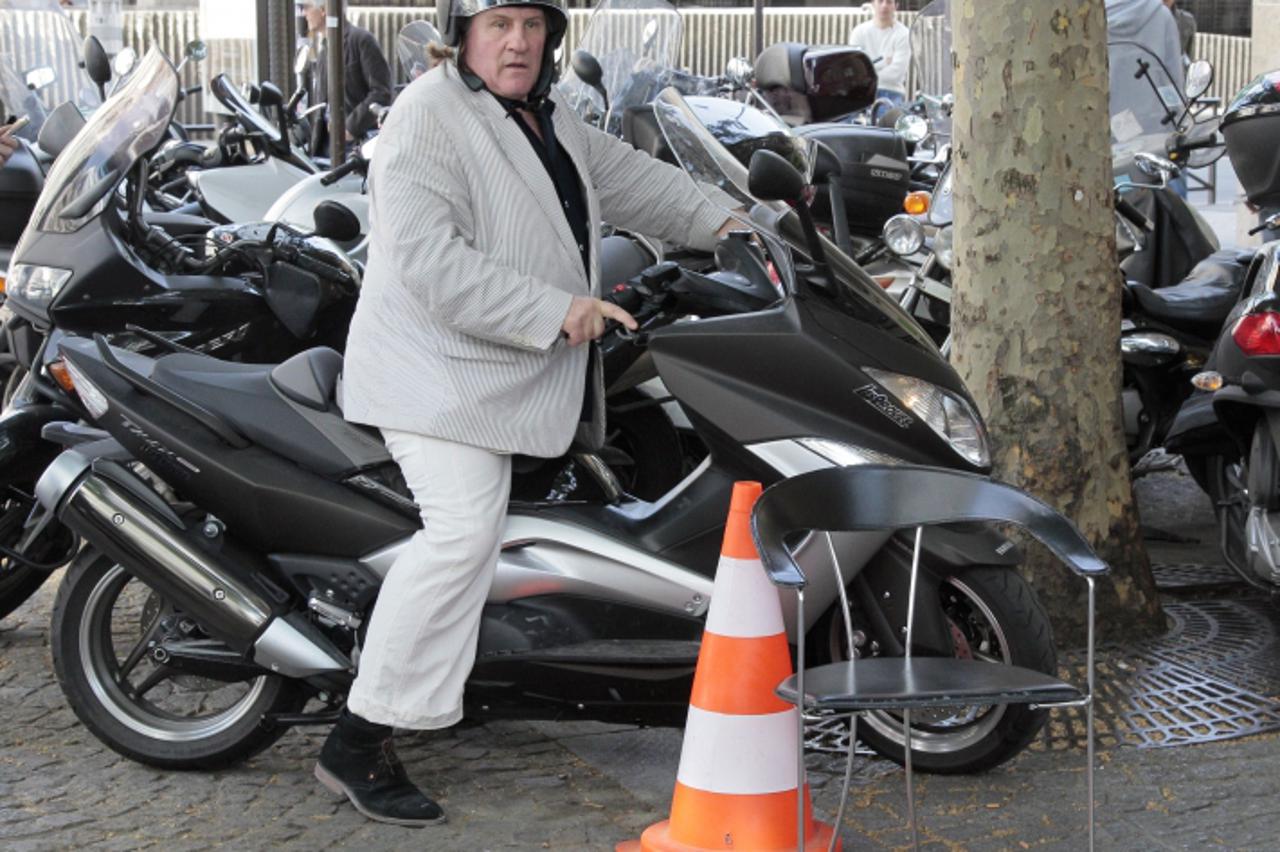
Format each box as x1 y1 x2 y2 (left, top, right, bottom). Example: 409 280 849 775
32 7 1256 125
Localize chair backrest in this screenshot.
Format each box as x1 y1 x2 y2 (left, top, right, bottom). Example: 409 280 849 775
750 465 1110 589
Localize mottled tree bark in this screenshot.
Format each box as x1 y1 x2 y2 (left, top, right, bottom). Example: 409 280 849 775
950 0 1163 642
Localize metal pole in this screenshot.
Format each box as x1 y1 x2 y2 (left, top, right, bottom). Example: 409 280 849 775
753 0 764 59
327 0 346 165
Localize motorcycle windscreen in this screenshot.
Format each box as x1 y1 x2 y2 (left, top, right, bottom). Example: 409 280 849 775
20 47 176 245
557 0 682 130
0 0 101 139
909 0 952 134
1108 40 1186 171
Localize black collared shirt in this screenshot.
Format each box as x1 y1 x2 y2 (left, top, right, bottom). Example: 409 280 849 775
499 97 591 276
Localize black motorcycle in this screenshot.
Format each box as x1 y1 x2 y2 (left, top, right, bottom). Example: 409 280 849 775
0 48 364 620
1172 216 1280 586
33 87 1058 777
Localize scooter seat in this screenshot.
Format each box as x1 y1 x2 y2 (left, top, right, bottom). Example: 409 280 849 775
150 348 389 477
1126 249 1252 339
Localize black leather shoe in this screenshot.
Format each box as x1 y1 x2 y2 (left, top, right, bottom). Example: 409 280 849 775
314 710 446 827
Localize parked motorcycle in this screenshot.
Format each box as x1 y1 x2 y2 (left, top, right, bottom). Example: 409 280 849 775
33 85 1058 777
0 48 365 620
1175 217 1280 587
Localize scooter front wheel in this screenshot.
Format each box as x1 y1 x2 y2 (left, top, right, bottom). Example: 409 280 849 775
809 565 1056 774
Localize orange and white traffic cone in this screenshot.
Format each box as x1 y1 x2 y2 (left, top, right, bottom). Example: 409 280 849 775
618 481 839 852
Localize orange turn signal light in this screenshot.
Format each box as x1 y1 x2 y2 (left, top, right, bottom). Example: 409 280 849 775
1191 371 1223 392
904 191 931 216
48 359 76 394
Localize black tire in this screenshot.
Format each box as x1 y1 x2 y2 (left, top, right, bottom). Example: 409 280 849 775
1 365 26 411
51 550 305 770
0 563 50 621
808 566 1056 774
1202 451 1248 573
0 484 69 621
605 390 684 501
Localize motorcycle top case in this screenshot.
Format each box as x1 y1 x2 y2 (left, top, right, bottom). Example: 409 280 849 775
796 123 911 235
1222 71 1280 207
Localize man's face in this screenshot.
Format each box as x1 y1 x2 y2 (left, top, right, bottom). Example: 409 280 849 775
872 0 897 26
303 2 326 33
463 7 547 100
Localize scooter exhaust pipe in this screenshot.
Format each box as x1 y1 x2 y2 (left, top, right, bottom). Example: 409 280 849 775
37 451 349 679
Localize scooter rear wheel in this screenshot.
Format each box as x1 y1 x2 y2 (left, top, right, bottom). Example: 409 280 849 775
51 550 306 769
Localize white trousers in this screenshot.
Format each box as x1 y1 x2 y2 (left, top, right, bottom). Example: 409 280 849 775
346 429 512 729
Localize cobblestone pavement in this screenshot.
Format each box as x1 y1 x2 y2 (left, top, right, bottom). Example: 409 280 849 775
6 469 1280 850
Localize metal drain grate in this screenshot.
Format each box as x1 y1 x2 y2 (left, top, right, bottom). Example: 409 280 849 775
804 716 879 756
1151 562 1244 591
1049 597 1280 749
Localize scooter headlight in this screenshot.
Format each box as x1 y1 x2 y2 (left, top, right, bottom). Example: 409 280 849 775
863 368 990 468
883 215 925 258
5 264 72 314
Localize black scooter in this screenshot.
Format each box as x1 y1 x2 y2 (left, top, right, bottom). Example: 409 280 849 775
1171 216 1280 587
0 49 364 620
34 89 1058 780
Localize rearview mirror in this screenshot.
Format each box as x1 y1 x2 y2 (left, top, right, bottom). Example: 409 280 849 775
36 100 86 159
113 47 137 79
748 149 806 204
572 50 607 104
313 200 362 243
24 66 56 92
82 37 110 87
725 57 752 88
895 113 928 144
258 81 285 110
1185 59 1214 101
186 40 208 64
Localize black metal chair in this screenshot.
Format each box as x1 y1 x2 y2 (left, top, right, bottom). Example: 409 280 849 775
750 464 1109 852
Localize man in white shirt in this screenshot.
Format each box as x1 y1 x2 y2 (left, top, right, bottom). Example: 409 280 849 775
848 0 911 106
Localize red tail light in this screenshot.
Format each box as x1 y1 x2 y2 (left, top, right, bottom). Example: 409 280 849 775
1232 311 1280 356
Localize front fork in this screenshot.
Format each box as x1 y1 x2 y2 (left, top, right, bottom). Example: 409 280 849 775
846 523 1021 659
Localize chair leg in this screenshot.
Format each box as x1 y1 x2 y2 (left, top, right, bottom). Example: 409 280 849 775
796 590 807 851
829 714 857 852
903 708 919 850
1086 577 1096 852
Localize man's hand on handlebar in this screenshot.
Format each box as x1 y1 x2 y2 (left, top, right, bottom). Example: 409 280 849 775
562 296 637 347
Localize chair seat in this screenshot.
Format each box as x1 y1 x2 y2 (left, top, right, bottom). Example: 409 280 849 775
777 658 1083 713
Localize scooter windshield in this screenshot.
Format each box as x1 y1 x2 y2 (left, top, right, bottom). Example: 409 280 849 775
910 0 952 99
909 0 952 136
25 48 177 237
1109 40 1185 170
0 0 101 138
396 20 444 83
559 0 682 133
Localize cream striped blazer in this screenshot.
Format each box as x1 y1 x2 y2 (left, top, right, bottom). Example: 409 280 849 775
340 62 728 457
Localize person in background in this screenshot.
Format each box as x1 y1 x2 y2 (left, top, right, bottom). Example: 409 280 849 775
848 0 911 107
0 122 19 167
1163 0 1197 64
300 0 392 150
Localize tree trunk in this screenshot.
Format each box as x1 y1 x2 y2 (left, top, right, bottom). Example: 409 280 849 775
950 0 1163 643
